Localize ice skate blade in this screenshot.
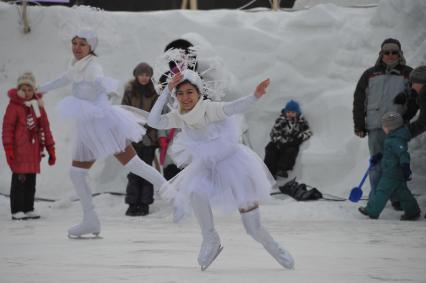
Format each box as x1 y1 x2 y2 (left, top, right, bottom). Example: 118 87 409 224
68 233 102 240
200 245 223 271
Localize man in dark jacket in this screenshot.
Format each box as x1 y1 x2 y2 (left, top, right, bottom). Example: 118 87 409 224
394 66 426 139
352 38 412 205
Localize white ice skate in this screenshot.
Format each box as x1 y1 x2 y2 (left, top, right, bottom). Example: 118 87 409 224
68 211 101 239
198 231 223 271
242 209 295 269
264 241 295 269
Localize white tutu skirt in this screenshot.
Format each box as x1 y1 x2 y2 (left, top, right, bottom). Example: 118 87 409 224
58 96 146 161
166 118 274 222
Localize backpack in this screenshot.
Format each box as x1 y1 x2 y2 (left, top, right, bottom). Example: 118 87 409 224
278 178 322 201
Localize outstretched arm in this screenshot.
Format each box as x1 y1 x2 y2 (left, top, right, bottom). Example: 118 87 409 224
37 73 71 94
148 73 184 129
223 79 270 116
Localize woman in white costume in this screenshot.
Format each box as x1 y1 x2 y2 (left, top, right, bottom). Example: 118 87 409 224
148 70 295 270
38 30 166 238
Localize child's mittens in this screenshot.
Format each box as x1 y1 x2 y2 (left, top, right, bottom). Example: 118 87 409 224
369 153 383 166
47 146 56 166
400 163 412 181
5 146 14 167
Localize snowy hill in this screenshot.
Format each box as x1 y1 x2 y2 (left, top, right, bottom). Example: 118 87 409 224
1 1 426 282
1 0 425 200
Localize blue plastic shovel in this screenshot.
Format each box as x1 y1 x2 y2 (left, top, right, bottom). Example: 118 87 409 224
349 163 373 202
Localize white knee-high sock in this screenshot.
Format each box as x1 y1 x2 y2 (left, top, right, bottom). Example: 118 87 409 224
191 192 216 237
191 192 221 267
69 166 94 214
124 155 166 190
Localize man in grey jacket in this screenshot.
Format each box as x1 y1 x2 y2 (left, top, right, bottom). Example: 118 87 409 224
352 38 412 207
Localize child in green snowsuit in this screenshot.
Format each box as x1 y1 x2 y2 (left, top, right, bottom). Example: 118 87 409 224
359 112 420 220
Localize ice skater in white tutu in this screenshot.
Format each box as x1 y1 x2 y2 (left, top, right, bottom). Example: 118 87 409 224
148 69 295 271
38 30 167 238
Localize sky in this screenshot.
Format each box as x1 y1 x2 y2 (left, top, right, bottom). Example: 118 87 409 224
0 1 426 282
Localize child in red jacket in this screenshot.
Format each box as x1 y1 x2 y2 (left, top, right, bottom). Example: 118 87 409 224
2 72 56 220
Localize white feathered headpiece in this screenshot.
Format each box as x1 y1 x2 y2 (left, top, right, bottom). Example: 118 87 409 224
156 46 227 102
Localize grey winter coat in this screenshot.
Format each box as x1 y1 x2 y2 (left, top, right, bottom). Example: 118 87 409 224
353 63 412 131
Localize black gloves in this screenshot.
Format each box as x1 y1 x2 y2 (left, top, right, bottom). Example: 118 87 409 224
400 163 412 181
369 153 383 166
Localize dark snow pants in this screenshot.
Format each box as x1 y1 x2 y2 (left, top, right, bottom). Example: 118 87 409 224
10 173 36 214
264 142 299 177
365 176 420 219
125 144 156 206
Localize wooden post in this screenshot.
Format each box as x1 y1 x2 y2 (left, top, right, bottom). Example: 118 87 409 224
182 0 197 10
22 0 31 33
272 0 280 11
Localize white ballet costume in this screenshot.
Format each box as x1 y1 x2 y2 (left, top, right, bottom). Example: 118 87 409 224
148 87 294 269
38 55 166 237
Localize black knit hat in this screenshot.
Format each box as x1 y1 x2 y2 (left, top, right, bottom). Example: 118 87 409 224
381 38 401 51
410 66 426 84
133 62 153 77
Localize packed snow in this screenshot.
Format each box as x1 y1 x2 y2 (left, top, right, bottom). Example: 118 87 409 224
0 0 426 282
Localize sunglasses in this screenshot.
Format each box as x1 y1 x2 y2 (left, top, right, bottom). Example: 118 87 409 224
383 50 399 56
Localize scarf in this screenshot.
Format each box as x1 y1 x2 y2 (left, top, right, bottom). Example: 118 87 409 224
175 98 227 129
24 99 46 148
67 55 99 82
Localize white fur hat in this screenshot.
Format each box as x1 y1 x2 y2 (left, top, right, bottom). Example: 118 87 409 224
179 69 204 93
73 30 98 52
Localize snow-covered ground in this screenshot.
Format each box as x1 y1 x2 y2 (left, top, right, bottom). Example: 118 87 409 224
1 0 426 282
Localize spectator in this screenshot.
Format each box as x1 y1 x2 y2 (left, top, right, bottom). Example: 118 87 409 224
358 112 420 220
264 100 312 179
121 62 165 216
394 65 426 139
352 38 412 208
2 72 55 220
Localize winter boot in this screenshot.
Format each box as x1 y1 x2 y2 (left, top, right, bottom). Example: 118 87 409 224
358 207 378 219
191 192 223 271
68 167 101 238
125 204 139 216
12 211 28 220
241 209 294 269
139 204 149 216
400 211 420 221
24 210 40 219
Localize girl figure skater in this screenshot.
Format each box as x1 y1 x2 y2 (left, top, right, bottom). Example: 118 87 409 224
148 70 295 270
37 30 166 238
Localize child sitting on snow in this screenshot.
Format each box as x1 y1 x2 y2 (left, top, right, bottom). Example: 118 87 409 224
264 99 312 179
2 72 56 220
358 112 420 220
